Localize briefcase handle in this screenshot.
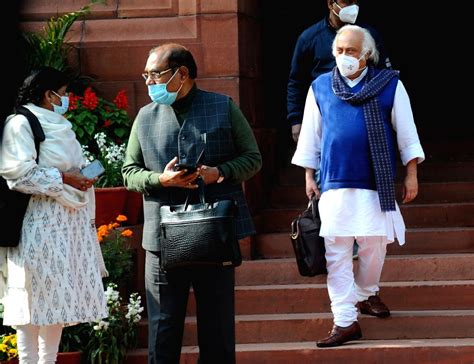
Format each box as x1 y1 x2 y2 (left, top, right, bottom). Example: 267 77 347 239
183 178 206 211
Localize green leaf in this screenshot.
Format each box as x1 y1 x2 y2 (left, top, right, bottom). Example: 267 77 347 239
84 123 95 136
114 128 127 138
75 128 85 138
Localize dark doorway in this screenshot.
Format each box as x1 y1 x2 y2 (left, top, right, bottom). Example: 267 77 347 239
262 1 472 168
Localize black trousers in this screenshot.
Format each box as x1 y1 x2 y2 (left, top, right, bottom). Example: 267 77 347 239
145 251 236 364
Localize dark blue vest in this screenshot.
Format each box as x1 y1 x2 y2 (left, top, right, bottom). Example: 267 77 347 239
136 90 255 251
312 71 398 192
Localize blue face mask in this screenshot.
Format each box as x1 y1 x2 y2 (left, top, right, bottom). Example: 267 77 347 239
51 91 69 115
148 69 183 105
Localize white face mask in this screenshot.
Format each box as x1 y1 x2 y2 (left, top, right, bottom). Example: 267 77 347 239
333 3 359 24
336 53 365 77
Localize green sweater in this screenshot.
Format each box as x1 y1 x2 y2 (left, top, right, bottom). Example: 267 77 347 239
122 85 262 194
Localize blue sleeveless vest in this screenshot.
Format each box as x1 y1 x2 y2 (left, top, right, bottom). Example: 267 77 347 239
312 71 398 192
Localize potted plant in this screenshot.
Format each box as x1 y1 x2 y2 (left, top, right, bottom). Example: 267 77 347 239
97 215 134 289
58 284 143 364
22 1 104 75
67 87 131 150
56 215 140 363
86 283 143 364
70 88 141 226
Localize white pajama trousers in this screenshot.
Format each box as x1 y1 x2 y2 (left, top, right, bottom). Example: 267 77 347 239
16 324 63 364
324 236 388 327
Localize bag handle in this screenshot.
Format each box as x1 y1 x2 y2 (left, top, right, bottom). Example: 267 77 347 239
310 195 318 220
183 177 206 210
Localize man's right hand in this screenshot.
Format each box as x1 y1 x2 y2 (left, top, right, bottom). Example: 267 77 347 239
305 168 320 200
158 157 200 189
292 124 302 143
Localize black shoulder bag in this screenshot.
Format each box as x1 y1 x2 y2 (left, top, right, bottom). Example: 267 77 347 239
0 106 45 247
159 181 241 271
290 196 327 276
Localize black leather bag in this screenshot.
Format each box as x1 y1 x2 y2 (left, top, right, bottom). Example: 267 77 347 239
290 197 327 276
0 107 45 247
159 184 241 271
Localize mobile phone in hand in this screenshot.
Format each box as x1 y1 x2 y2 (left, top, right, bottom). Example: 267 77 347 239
174 163 197 176
173 149 204 176
81 160 105 179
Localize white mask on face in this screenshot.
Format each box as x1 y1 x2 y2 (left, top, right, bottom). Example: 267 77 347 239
336 53 365 77
333 3 359 24
51 91 69 115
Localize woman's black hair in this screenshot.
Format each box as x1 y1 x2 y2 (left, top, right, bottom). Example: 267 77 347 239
15 66 69 109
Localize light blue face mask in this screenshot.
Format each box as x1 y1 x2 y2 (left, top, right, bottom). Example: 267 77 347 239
148 69 183 105
51 91 69 115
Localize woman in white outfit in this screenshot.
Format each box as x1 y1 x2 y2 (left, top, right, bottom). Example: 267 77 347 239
0 67 108 363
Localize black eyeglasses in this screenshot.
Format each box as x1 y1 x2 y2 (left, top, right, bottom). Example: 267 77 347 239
141 68 173 81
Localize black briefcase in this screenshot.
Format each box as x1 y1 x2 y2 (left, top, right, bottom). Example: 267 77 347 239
160 184 241 271
290 197 327 276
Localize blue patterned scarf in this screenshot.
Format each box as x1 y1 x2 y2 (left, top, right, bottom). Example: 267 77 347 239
332 66 399 212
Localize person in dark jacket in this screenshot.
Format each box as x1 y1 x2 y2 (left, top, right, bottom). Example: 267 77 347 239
122 43 262 364
288 0 391 142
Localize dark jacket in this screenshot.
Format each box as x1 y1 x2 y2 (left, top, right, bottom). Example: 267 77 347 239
287 17 391 126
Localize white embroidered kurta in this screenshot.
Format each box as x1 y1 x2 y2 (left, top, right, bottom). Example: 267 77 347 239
0 104 108 326
292 69 425 245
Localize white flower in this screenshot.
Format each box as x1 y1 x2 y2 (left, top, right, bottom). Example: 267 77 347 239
81 145 94 163
93 320 110 331
126 292 144 324
104 284 120 303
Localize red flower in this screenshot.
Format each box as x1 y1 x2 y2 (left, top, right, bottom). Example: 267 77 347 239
113 89 128 110
68 92 82 111
103 119 112 128
82 87 99 110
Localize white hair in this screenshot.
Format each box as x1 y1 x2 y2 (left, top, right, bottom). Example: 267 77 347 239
332 24 380 65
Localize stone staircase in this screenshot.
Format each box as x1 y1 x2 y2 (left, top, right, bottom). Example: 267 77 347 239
126 141 474 363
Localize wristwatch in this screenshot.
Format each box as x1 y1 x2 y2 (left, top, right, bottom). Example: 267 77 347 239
216 167 225 184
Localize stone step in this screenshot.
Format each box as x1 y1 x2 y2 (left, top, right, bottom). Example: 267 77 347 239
256 227 474 258
271 181 474 208
125 338 474 364
185 310 474 345
234 254 474 286
135 310 474 347
260 203 474 232
185 280 474 315
278 161 474 186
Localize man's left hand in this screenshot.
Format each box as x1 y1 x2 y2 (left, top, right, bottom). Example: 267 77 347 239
198 165 220 185
402 174 418 204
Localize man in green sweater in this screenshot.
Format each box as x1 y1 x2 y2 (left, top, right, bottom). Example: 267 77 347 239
122 43 261 364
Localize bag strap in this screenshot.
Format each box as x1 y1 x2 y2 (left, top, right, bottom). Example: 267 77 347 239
310 195 318 221
183 178 206 210
183 148 206 210
15 106 45 163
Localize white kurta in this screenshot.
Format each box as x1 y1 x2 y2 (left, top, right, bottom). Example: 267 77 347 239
292 69 425 245
0 104 108 326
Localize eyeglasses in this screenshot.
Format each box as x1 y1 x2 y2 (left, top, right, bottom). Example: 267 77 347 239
52 90 69 98
141 68 173 81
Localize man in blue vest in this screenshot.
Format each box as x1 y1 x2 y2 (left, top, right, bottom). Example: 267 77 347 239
292 25 424 347
123 43 262 363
